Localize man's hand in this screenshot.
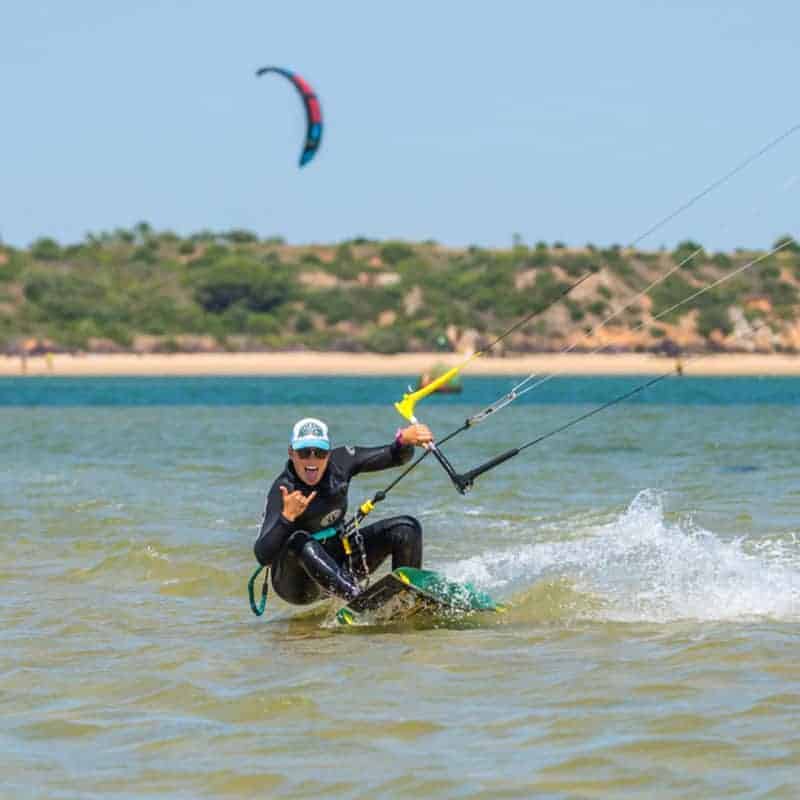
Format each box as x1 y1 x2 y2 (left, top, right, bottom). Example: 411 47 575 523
399 423 434 447
280 486 317 521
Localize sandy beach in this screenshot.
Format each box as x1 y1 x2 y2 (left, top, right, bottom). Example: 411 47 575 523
3 351 800 377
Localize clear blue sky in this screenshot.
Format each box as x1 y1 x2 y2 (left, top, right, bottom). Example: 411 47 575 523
2 1 798 251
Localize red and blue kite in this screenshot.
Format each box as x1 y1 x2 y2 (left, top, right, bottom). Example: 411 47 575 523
255 66 322 168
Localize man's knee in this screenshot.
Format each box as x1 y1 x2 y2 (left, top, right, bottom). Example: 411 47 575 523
271 533 321 605
287 530 313 556
392 515 422 540
389 515 422 568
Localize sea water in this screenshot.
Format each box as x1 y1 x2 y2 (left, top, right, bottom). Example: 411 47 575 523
1 376 798 798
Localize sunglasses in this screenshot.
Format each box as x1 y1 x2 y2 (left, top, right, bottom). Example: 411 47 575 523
294 447 329 459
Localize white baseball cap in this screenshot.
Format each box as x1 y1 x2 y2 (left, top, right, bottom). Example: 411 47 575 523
290 417 330 451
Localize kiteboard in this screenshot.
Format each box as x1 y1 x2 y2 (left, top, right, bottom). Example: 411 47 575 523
335 566 504 626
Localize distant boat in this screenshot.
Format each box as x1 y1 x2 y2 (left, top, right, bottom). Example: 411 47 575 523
417 363 463 394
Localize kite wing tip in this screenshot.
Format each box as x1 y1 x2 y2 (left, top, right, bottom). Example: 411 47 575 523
299 151 316 168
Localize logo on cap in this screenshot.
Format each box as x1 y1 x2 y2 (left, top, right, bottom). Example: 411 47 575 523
290 417 330 450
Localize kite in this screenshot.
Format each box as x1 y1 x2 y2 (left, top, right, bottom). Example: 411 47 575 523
255 66 322 167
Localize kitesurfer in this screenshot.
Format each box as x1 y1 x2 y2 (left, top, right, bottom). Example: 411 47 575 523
254 417 433 604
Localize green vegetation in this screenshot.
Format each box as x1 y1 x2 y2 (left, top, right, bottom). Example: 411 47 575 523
1 227 798 354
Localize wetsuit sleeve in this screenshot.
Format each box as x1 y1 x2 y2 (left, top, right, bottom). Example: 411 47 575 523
347 440 414 476
253 479 295 566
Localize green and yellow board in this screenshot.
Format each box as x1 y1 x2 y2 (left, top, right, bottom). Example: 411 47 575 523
335 567 504 626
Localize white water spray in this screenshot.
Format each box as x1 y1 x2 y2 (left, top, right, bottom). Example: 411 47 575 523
445 490 800 623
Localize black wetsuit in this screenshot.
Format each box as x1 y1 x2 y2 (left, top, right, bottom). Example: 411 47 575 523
254 440 423 604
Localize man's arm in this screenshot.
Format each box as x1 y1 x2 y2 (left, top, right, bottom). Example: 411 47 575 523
253 480 295 566
348 441 413 476
348 424 433 475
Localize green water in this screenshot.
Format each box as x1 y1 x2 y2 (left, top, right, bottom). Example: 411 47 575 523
2 379 799 798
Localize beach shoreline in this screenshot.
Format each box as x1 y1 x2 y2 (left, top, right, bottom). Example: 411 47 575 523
3 351 800 377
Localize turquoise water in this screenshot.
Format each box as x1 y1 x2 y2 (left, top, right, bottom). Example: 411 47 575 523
2 377 799 798
2 374 799 406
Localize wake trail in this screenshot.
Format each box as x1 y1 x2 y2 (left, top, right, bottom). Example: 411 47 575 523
444 490 800 623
